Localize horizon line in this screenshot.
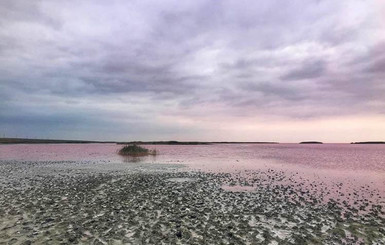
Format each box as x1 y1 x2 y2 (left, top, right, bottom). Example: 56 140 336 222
1 137 384 145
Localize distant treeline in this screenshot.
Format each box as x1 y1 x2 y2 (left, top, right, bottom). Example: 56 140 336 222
117 141 279 145
0 138 113 144
2 138 384 145
0 138 278 145
350 141 385 144
117 141 210 145
212 141 279 144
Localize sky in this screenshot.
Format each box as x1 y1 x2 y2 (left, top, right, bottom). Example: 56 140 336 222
1 0 385 142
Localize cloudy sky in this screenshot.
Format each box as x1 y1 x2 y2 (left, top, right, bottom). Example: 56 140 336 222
1 0 384 142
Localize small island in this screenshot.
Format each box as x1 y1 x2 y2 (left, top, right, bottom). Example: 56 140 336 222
299 141 323 144
118 144 157 156
351 141 385 144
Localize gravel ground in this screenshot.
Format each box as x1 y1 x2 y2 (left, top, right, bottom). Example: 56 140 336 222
0 160 384 244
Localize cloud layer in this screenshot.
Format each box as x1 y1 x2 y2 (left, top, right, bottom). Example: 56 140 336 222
1 0 384 141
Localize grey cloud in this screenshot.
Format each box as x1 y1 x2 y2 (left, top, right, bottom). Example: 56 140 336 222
238 82 306 101
364 56 385 74
0 100 202 140
347 42 385 68
281 60 327 81
0 0 384 139
0 1 54 26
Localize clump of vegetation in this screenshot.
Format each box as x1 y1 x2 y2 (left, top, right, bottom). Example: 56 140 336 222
299 141 323 144
118 144 156 156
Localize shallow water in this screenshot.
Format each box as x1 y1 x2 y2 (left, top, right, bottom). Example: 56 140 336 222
1 143 384 183
1 143 384 206
1 143 385 170
1 143 384 244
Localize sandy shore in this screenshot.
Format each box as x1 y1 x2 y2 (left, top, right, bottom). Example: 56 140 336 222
0 160 384 244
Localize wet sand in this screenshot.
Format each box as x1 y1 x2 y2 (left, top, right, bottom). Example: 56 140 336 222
1 159 384 244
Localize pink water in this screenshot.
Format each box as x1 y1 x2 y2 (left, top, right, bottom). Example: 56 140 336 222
0 143 384 173
1 143 385 202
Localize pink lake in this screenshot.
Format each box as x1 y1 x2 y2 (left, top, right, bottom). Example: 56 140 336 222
1 143 385 204
1 143 384 173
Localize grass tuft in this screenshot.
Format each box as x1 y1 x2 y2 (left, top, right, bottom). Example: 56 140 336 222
118 144 157 156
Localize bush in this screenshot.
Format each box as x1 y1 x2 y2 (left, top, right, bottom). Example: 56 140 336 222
118 144 156 156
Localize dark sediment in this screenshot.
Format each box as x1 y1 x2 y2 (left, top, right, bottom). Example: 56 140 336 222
0 160 384 244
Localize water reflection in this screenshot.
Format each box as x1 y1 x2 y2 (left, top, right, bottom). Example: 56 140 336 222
120 154 158 163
